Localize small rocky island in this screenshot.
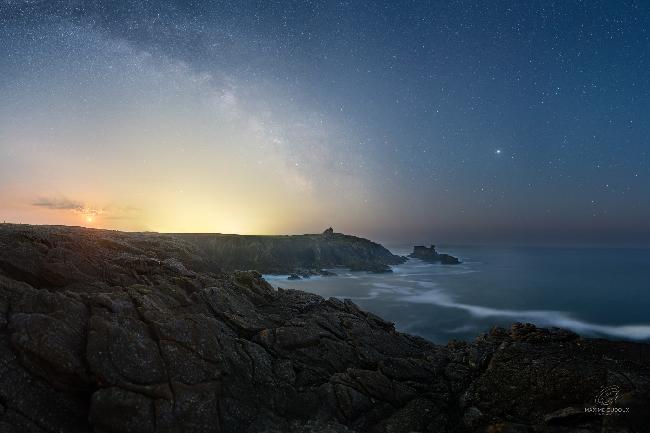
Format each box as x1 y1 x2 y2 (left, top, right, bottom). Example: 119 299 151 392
409 244 461 264
0 224 647 433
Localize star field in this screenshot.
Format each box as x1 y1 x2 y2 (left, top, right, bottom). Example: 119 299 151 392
0 0 649 244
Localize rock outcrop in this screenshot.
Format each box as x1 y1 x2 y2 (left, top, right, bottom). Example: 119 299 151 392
410 245 461 264
174 228 406 275
0 224 648 433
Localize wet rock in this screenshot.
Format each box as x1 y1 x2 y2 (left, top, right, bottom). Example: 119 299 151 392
319 269 337 276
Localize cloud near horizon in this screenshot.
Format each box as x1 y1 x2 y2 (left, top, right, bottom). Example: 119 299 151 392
32 198 85 211
32 197 105 219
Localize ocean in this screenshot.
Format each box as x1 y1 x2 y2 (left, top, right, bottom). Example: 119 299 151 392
264 245 650 344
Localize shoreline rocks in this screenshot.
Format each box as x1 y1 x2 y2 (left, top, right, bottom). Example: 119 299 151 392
409 245 461 264
0 224 647 433
287 268 340 280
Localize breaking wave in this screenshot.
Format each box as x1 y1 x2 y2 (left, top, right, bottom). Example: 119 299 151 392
400 288 650 340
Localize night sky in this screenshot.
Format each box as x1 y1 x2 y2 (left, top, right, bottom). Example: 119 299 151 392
1 1 649 245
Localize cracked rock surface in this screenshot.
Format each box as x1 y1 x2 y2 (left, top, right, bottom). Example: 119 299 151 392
0 224 648 432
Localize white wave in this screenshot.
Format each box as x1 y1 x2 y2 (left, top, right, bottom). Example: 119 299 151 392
400 289 650 340
371 282 405 289
370 282 415 296
394 268 476 278
445 324 479 334
262 274 291 281
412 280 437 288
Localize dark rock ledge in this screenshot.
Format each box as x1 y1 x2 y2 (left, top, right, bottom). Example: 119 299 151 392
0 224 648 433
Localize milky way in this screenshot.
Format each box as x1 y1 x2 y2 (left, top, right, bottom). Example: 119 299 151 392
1 1 648 244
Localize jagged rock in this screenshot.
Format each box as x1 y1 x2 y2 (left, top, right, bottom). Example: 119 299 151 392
439 253 461 265
409 245 460 264
0 224 647 433
319 269 337 276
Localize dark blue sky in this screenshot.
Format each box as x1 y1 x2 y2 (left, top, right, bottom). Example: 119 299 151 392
1 1 649 244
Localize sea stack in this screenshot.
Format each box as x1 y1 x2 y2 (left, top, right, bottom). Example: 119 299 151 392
409 244 460 264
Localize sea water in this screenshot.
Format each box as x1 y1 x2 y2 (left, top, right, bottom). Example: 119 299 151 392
264 246 650 344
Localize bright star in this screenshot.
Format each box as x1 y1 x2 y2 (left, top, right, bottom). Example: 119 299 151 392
495 149 502 155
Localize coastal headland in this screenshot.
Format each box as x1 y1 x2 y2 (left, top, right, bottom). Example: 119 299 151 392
0 223 647 433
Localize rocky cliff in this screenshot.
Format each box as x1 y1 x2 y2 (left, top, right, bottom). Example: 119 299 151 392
0 224 648 433
174 227 406 275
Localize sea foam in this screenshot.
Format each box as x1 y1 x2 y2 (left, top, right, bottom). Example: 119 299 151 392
400 288 650 340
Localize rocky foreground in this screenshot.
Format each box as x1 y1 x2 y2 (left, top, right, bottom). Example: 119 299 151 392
0 224 648 433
